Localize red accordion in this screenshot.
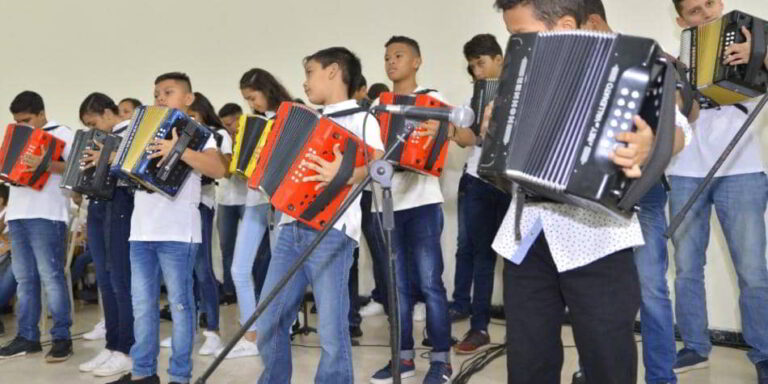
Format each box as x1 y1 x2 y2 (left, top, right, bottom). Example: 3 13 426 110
249 102 374 230
375 92 450 177
0 124 65 190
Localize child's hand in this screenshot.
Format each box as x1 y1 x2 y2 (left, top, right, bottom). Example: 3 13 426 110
411 120 441 149
612 116 654 179
21 145 46 171
302 143 344 191
81 140 103 170
723 26 752 66
147 128 179 165
479 101 494 140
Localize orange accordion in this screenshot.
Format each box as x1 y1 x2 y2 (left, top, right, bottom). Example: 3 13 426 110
0 124 65 190
375 92 450 177
249 102 375 230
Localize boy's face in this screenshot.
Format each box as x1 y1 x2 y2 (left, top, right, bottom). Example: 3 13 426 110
676 0 724 28
353 85 368 102
468 55 504 80
241 88 269 114
502 4 579 34
118 101 136 120
303 59 335 105
385 43 421 82
221 113 241 135
12 111 46 128
81 112 113 132
154 79 193 110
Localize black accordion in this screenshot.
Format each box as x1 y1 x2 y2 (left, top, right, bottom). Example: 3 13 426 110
60 129 122 200
469 79 500 136
479 32 677 219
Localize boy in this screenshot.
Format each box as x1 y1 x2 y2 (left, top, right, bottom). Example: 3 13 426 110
255 47 384 384
108 72 226 384
118 98 142 121
668 1 768 381
0 91 75 363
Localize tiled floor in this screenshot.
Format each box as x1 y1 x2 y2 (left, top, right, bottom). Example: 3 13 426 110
0 303 759 383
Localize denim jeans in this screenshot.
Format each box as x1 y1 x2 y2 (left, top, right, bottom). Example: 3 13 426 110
8 218 71 341
634 182 677 383
107 187 135 354
130 241 198 383
348 248 361 328
0 254 17 308
451 173 511 331
393 203 451 363
361 190 389 308
669 173 768 364
217 204 245 296
88 199 122 352
195 204 219 331
256 222 356 384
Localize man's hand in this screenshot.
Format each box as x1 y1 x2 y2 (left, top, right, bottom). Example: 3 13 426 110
723 26 753 66
147 128 179 165
613 116 654 178
81 140 103 170
301 143 344 191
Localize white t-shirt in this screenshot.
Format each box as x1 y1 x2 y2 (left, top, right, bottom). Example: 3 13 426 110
130 136 217 243
666 102 765 177
6 121 75 223
279 99 384 243
201 129 232 209
217 175 247 206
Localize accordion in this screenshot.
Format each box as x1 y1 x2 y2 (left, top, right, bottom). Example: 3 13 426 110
249 102 374 230
680 10 768 107
112 106 213 198
0 124 65 190
229 114 273 179
375 92 450 177
60 129 122 200
470 79 501 136
479 32 677 219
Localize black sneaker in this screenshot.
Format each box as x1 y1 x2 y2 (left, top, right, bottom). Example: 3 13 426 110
107 373 160 384
45 339 73 363
673 348 709 373
571 369 586 384
350 326 363 339
0 336 42 359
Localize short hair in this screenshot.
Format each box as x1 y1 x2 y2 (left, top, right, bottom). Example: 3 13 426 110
10 91 44 115
304 47 364 99
464 34 503 60
0 183 8 204
154 72 192 92
494 0 586 27
119 98 142 109
359 75 368 89
218 103 243 118
189 92 225 130
583 0 607 21
671 0 684 15
79 92 119 121
239 68 293 111
367 83 390 100
385 36 422 57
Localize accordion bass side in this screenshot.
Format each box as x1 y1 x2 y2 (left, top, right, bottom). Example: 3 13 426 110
60 129 121 200
479 31 678 219
470 79 501 136
249 102 375 230
229 114 273 179
680 10 768 107
0 124 65 190
375 92 450 177
111 106 212 198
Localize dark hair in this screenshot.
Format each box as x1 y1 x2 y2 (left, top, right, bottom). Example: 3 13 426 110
304 47 364 99
359 75 368 89
155 72 192 92
583 0 607 21
293 98 306 105
239 68 293 111
79 92 119 122
10 91 44 115
0 183 8 204
189 92 224 129
671 0 684 14
119 98 142 109
385 36 421 57
367 83 390 100
494 0 586 27
218 103 243 118
464 34 503 60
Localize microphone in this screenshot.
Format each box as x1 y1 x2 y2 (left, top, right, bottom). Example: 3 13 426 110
372 104 475 128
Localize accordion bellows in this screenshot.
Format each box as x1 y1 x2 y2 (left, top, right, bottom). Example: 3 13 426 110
229 114 273 179
0 124 65 190
60 129 122 200
479 31 677 219
680 10 767 107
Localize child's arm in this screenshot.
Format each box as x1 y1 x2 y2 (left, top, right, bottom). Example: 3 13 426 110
147 129 227 179
301 144 385 190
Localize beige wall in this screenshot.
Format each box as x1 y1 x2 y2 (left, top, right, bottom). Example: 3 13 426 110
1 0 766 332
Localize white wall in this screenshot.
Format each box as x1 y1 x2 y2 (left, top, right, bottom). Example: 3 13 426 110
1 0 766 332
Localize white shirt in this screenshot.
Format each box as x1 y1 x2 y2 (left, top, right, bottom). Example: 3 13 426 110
666 102 765 177
201 129 232 209
130 136 217 243
279 99 384 243
6 121 75 223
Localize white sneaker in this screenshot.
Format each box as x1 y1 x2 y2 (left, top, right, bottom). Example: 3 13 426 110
93 351 132 377
78 349 112 372
160 336 172 348
198 331 222 356
360 301 385 317
83 319 107 341
215 338 259 359
413 302 426 322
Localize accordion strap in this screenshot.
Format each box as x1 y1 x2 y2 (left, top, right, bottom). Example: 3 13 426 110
300 138 359 222
42 125 60 132
414 89 438 95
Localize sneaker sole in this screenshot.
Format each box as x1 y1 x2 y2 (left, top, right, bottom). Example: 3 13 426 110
454 343 491 355
0 350 36 360
674 360 710 374
93 366 131 377
369 370 416 384
45 352 73 363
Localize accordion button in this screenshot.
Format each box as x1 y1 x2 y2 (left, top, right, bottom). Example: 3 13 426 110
614 110 622 117
607 130 615 138
621 88 630 96
610 120 618 128
628 101 636 109
621 123 630 130
617 99 626 107
631 91 640 99
624 112 633 120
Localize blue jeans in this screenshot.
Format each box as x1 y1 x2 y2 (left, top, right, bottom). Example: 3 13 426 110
634 182 677 384
195 204 219 331
361 191 389 308
70 247 92 284
0 254 17 308
107 187 136 354
217 204 245 296
669 173 768 364
393 203 451 363
8 219 71 341
451 174 510 331
88 199 123 352
130 241 199 383
256 222 356 384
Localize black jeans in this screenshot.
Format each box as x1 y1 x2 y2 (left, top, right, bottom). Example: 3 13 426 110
503 233 641 384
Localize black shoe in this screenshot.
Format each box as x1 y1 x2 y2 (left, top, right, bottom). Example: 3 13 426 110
107 373 160 384
571 369 586 384
0 336 42 359
159 304 172 321
349 326 363 338
45 339 73 363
